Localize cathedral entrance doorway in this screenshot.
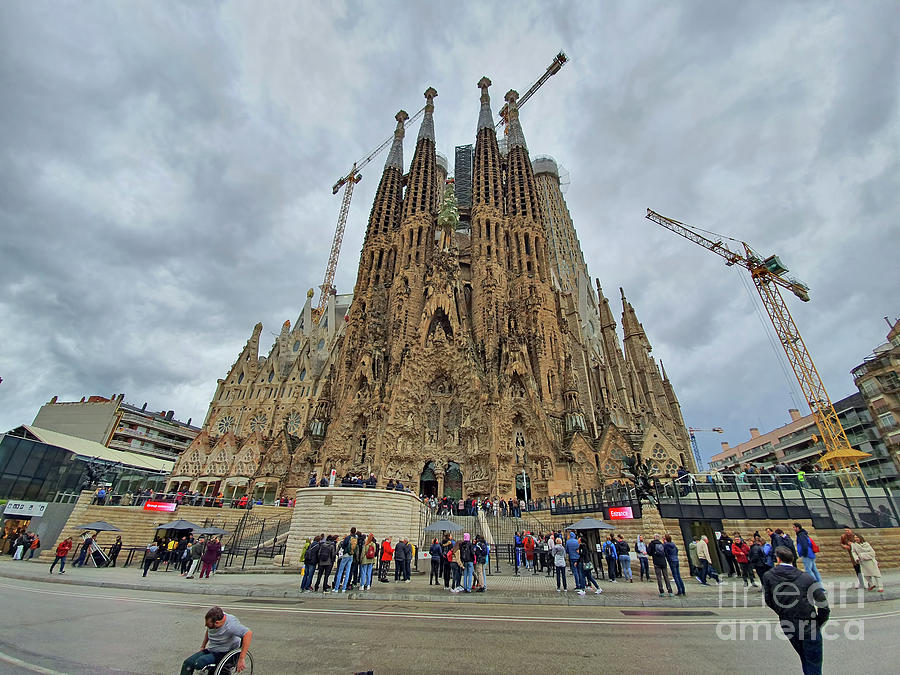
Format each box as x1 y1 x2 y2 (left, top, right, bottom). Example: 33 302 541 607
420 461 438 497
445 462 463 500
515 472 531 502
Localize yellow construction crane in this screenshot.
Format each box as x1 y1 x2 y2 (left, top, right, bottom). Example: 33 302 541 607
314 52 569 322
645 208 870 482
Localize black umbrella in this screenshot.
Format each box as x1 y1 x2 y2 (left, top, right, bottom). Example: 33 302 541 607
194 526 229 536
74 521 122 532
566 517 616 530
424 519 464 532
155 519 201 530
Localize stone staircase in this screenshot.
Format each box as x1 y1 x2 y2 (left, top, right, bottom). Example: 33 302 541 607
40 491 292 560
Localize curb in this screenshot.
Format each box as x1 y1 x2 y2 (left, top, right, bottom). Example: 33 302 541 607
2 566 896 608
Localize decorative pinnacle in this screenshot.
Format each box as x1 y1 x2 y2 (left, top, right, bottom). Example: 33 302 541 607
385 110 407 170
418 87 437 142
477 77 493 131
504 90 527 150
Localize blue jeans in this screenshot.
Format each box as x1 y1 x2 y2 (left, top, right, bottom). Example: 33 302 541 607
669 560 686 594
181 649 226 675
801 556 821 583
336 555 353 590
463 562 474 591
360 562 374 587
698 559 719 584
620 555 633 580
570 559 585 589
301 563 316 590
789 631 823 675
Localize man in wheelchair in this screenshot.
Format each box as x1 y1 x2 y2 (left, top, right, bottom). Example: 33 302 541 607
180 606 252 674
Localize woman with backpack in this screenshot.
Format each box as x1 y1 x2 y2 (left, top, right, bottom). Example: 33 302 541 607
360 533 377 590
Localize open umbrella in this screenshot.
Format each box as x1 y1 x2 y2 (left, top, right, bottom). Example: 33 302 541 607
566 517 616 530
155 519 201 530
194 526 229 536
424 519 464 532
74 521 122 532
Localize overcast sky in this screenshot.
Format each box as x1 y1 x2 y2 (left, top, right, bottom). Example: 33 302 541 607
1 1 898 464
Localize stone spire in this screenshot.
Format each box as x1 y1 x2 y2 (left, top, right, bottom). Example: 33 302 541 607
385 109 408 171
477 76 494 131
417 87 437 142
504 89 528 151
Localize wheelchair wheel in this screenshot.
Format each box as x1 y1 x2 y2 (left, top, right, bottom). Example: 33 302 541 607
212 649 253 675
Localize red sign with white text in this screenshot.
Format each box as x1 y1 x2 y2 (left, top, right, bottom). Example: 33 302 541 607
607 506 634 520
143 501 177 512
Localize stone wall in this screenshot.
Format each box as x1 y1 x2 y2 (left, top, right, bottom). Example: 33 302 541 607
285 487 428 566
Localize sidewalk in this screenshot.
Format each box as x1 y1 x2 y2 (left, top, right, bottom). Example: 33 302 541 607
1 558 896 608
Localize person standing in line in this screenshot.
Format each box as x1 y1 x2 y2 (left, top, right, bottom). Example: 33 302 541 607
142 541 159 578
579 536 602 595
635 535 650 581
301 535 321 591
377 536 393 584
552 537 568 592
334 527 358 592
459 533 475 593
392 534 407 582
448 542 463 592
359 533 377 590
314 535 337 592
49 537 73 574
473 535 488 592
696 535 721 586
763 546 829 675
840 526 866 589
199 537 221 579
663 534 686 596
108 536 122 567
731 533 757 588
565 531 584 591
185 536 206 579
717 532 739 577
616 535 633 582
602 535 618 582
429 537 442 585
850 534 883 592
749 535 771 592
648 534 673 597
793 523 821 583
440 534 453 588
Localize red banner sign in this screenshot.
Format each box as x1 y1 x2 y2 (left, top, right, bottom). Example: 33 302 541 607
607 506 634 520
143 501 176 512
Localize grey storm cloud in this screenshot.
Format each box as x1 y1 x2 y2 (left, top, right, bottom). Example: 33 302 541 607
1 1 897 463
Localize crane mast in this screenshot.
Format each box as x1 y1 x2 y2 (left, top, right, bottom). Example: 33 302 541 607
646 209 867 481
687 427 724 471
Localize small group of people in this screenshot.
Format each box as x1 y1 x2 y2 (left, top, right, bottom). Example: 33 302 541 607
138 533 223 579
841 526 884 592
549 532 603 596
6 529 40 560
428 532 489 593
300 528 388 593
307 471 380 489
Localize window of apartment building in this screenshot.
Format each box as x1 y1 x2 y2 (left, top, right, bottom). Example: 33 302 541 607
878 412 897 430
860 378 880 397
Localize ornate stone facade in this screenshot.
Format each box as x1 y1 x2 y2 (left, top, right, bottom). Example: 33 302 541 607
169 78 694 502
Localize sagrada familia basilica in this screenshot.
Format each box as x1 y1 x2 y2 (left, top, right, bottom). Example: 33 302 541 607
168 78 695 502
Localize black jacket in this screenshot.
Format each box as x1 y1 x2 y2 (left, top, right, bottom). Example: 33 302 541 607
763 564 829 638
459 541 475 564
648 539 667 567
317 540 336 566
429 543 443 558
394 542 409 562
749 543 767 567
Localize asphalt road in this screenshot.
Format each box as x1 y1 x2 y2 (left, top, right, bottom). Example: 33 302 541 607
0 578 898 674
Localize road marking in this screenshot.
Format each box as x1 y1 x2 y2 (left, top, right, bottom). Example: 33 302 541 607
2 581 898 627
0 649 67 675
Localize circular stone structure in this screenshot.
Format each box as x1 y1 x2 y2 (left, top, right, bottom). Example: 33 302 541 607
285 487 429 565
